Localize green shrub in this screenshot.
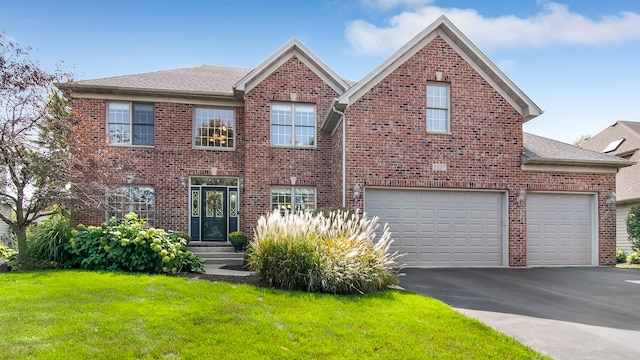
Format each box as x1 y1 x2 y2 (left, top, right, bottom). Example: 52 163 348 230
62 212 204 274
616 249 628 263
628 252 640 264
248 210 401 294
0 243 17 261
229 231 248 251
27 214 73 265
627 205 640 252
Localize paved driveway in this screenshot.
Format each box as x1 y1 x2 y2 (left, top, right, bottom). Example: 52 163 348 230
400 267 640 360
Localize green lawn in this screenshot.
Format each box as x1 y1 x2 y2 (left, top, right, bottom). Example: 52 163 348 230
0 271 549 359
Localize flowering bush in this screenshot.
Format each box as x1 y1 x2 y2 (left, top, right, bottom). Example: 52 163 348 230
628 252 640 265
616 249 628 263
62 212 203 274
0 243 17 261
247 210 402 294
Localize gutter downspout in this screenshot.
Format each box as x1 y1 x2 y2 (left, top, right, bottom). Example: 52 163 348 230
332 104 346 207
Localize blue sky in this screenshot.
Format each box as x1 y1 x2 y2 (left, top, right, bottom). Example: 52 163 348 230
2 0 639 144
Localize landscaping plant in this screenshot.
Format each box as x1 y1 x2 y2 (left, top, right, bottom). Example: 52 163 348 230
229 231 248 252
0 243 16 261
628 252 640 265
616 249 628 263
627 204 640 252
248 210 401 294
61 212 203 274
26 213 73 264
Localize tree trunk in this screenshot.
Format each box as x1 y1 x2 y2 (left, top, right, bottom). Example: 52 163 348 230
15 226 28 263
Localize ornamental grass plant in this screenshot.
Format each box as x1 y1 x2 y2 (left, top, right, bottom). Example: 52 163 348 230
247 210 401 294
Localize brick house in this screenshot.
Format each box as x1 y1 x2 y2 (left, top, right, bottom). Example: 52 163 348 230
581 121 640 252
58 16 631 267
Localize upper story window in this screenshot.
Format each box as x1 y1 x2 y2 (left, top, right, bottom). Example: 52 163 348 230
426 84 449 133
271 186 316 215
194 107 235 150
271 103 316 147
107 102 154 146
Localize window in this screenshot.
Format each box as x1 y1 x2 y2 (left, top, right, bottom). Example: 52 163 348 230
426 84 449 132
271 186 316 214
194 108 235 149
107 102 154 145
106 185 155 225
271 104 315 147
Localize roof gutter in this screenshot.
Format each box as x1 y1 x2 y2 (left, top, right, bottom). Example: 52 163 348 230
522 157 635 168
55 83 240 101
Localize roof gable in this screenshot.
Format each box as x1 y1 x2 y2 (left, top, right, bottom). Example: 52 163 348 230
234 38 350 95
324 16 542 131
582 121 640 156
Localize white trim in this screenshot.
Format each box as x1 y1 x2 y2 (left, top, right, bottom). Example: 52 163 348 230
521 164 618 174
234 38 349 95
73 92 244 107
336 16 541 122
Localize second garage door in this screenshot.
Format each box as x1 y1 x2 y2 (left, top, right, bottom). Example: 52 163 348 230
526 193 595 266
365 188 506 267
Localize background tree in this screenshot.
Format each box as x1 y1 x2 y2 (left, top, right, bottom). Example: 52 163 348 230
573 134 591 146
0 32 126 263
627 204 640 252
0 32 72 262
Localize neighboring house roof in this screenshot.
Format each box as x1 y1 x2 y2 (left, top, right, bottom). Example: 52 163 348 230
234 37 350 96
58 65 252 98
323 15 542 131
522 133 634 168
582 121 640 202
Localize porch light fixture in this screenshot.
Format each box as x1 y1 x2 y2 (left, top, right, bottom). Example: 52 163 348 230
179 176 186 190
516 189 526 206
606 191 616 208
353 184 361 201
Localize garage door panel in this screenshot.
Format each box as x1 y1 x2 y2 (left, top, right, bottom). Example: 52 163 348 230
527 193 594 266
366 189 504 267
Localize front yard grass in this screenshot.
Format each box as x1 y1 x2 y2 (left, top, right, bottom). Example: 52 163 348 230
0 271 548 359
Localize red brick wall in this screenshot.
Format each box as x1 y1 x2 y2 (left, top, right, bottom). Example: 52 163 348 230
241 56 340 231
69 37 616 266
70 98 245 233
342 36 616 266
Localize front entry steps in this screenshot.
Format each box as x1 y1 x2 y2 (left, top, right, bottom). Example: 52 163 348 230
187 243 244 267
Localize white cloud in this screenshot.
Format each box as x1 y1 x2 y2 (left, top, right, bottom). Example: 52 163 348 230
346 1 640 56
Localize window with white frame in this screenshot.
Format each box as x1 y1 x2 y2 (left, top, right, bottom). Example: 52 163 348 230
426 84 449 132
107 102 154 145
271 186 316 214
194 107 235 149
106 185 155 225
271 103 316 147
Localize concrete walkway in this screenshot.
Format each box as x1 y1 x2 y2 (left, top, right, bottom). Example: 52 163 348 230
202 263 254 277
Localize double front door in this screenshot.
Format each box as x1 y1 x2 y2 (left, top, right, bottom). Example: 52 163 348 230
189 178 239 242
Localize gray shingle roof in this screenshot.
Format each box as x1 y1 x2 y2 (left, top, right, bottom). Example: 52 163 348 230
523 132 634 167
581 121 640 202
66 65 253 95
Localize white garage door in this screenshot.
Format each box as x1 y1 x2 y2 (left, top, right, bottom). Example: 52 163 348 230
365 188 505 267
527 193 595 266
